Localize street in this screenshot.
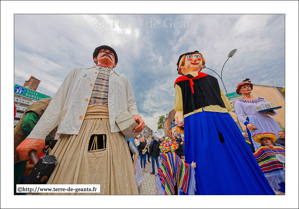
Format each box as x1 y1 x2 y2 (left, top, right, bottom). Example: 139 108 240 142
139 157 160 195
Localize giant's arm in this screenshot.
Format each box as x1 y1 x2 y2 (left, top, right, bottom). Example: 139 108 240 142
174 84 184 126
220 88 232 111
235 101 248 125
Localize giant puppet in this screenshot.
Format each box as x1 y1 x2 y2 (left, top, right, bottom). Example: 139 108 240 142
17 45 145 195
174 50 275 195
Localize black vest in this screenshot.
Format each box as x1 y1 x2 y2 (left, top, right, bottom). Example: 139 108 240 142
176 75 225 115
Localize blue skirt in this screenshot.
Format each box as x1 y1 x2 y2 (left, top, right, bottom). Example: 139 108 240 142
184 110 275 195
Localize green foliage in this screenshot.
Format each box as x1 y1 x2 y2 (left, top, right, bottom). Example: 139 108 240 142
276 121 285 132
157 115 165 129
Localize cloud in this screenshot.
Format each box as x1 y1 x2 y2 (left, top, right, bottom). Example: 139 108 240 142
14 14 285 132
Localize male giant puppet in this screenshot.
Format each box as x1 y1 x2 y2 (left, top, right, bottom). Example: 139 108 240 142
17 45 144 195
174 50 275 195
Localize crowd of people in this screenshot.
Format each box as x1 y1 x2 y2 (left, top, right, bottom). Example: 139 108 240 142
134 133 185 176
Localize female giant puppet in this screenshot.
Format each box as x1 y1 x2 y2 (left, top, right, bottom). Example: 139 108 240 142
174 50 275 195
16 45 145 195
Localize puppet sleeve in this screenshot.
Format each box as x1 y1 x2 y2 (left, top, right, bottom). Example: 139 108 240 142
174 84 183 112
235 100 248 125
220 88 232 111
27 68 76 140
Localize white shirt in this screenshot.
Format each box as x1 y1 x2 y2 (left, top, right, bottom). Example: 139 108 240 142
27 66 139 140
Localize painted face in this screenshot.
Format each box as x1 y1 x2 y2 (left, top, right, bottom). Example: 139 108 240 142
261 138 273 147
240 84 252 94
181 53 203 75
94 49 116 68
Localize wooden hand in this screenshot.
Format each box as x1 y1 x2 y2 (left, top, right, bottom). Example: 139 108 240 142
246 124 258 132
175 111 184 127
264 110 275 115
133 115 145 133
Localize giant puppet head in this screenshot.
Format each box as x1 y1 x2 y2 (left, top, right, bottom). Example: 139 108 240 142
93 45 118 68
176 51 205 75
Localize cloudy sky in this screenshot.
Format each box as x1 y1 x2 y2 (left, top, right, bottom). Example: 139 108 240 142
14 14 286 132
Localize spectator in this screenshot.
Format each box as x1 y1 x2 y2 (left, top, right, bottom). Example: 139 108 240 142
20 142 50 184
275 131 285 147
137 137 147 172
253 132 285 194
145 136 151 163
14 98 57 194
149 135 160 175
128 137 143 194
134 137 140 146
126 138 138 175
174 135 184 158
181 137 185 156
156 137 196 195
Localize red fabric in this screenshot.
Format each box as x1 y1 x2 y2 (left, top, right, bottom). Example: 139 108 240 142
28 152 45 164
14 104 16 119
174 72 209 94
182 163 190 193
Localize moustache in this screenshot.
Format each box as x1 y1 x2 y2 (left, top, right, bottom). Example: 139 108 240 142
100 53 113 61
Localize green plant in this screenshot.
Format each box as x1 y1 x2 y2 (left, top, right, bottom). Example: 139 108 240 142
276 121 285 132
157 115 165 129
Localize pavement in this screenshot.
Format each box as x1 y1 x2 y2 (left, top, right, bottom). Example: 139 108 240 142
137 156 284 196
139 156 161 195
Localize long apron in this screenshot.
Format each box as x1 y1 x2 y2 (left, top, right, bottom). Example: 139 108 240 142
46 105 138 195
184 110 275 195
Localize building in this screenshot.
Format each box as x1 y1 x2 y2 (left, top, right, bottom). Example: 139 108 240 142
141 125 154 138
251 84 285 129
14 76 51 126
161 109 178 138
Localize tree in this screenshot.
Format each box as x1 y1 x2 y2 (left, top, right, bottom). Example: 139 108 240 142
276 121 285 132
157 115 165 129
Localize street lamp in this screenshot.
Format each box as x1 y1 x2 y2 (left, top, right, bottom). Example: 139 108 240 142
203 49 243 133
203 49 237 94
